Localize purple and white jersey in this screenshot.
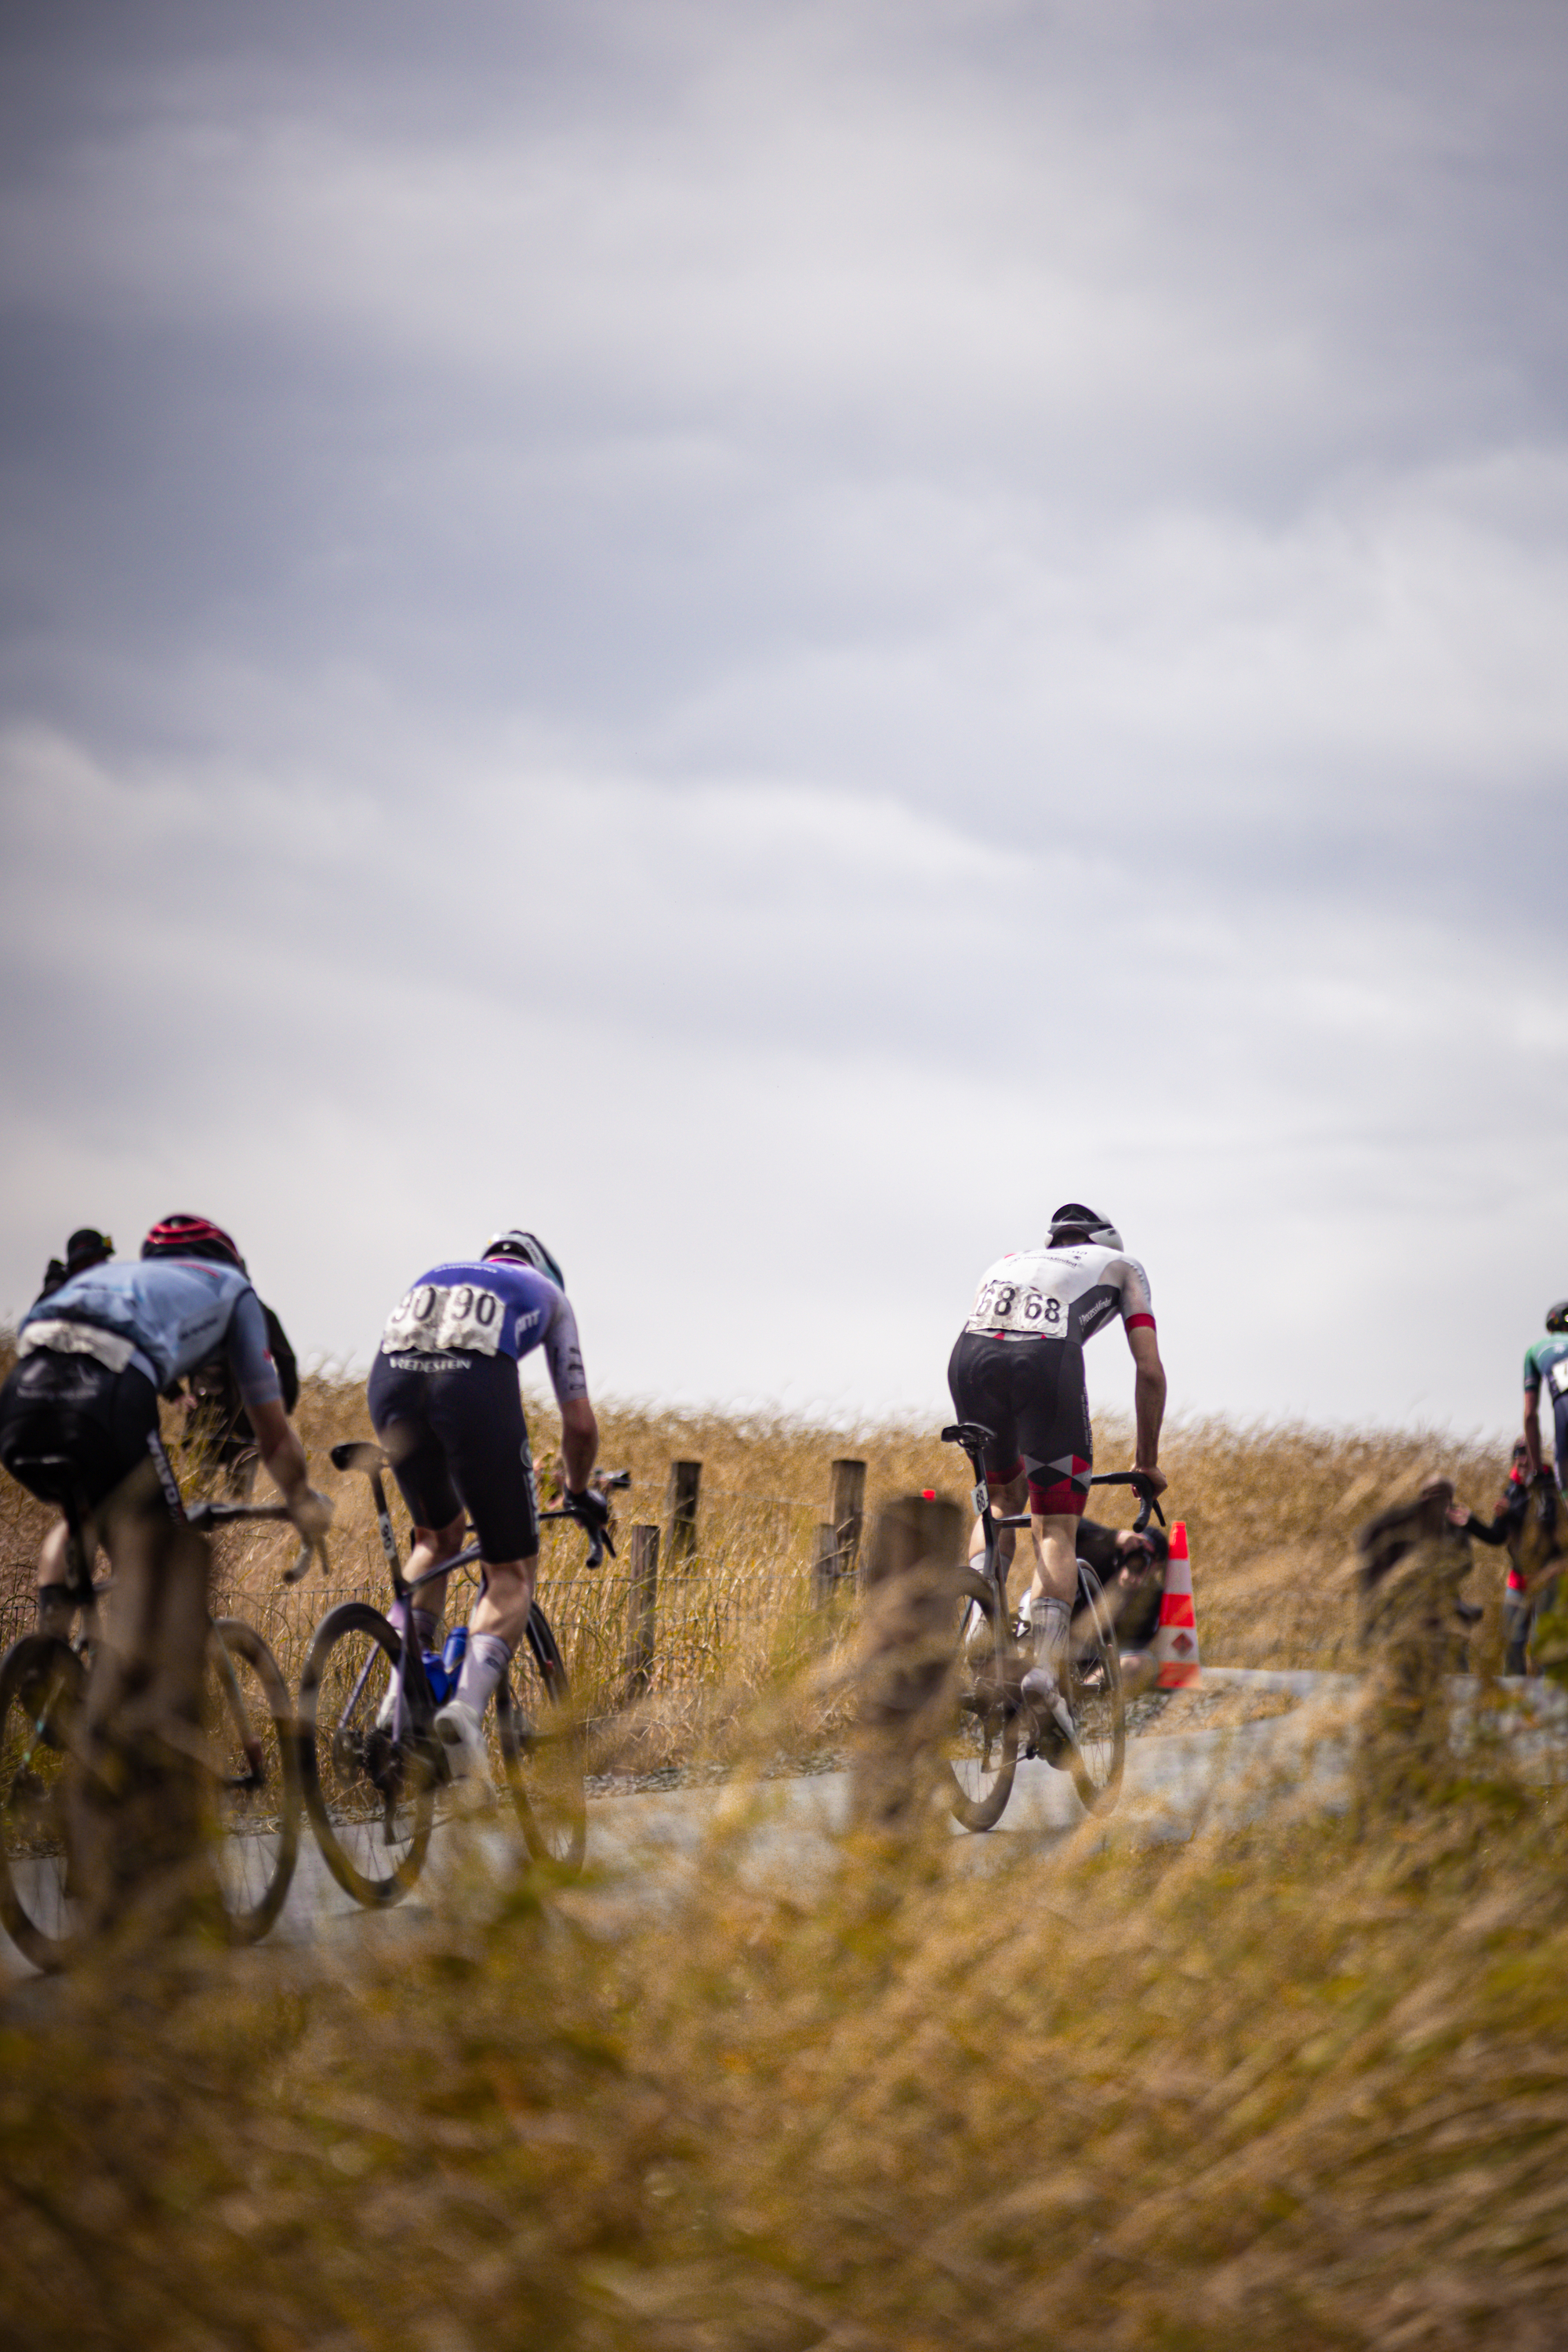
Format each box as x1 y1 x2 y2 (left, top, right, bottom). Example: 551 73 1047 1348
378 1260 587 1402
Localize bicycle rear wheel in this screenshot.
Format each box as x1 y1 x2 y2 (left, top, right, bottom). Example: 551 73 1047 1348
0 1635 86 1971
944 1567 1020 1831
298 1602 435 1906
205 1618 301 1941
1068 1565 1125 1813
495 1604 587 1872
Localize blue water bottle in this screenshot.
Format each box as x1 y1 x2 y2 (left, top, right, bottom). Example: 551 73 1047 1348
441 1625 468 1696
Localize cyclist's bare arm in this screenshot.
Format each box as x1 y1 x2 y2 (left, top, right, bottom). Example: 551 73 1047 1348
248 1397 330 1536
1524 1392 1544 1476
560 1395 598 1492
1127 1323 1168 1497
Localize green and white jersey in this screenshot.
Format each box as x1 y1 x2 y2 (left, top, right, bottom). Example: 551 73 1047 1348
1524 1334 1568 1406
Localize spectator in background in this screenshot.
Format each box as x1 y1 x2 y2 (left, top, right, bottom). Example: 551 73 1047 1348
34 1227 114 1304
176 1297 300 1496
1457 1441 1563 1675
1018 1518 1171 1671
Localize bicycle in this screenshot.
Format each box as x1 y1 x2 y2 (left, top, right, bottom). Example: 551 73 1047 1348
0 1455 320 1971
297 1442 627 1905
938 1421 1165 1828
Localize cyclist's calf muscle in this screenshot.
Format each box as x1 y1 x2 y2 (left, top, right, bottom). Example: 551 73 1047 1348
1029 1515 1080 1607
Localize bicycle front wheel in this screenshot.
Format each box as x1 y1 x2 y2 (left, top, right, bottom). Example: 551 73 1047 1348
298 1602 435 1906
205 1618 301 1941
0 1635 87 1971
1068 1565 1125 1813
495 1605 587 1873
944 1567 1020 1832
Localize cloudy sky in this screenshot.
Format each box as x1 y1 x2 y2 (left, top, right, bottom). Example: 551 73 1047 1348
2 0 1566 1441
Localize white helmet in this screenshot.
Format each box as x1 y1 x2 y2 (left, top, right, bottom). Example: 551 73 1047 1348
482 1230 565 1290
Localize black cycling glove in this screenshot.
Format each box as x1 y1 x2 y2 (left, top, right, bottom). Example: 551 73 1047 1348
567 1486 612 1534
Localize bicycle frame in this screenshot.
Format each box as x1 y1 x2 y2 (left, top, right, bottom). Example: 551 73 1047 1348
325 1440 628 1751
940 1420 1165 1602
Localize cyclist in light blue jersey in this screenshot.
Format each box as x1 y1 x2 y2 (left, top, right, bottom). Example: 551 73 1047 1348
0 1214 329 1632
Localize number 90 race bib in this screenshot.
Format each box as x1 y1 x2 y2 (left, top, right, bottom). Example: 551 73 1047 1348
383 1283 507 1357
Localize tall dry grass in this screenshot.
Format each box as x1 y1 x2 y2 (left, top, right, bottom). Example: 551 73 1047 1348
0 1347 1519 1730
2 1711 1566 2347
3 1348 1561 2345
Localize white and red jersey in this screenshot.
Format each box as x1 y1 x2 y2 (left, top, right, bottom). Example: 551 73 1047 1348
962 1242 1155 1352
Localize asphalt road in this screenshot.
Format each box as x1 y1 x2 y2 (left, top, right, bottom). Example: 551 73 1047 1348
6 1668 1563 1976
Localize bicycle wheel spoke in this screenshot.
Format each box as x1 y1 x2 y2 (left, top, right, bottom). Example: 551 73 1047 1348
1068 1572 1126 1813
300 1604 434 1905
204 1621 300 1942
496 1612 586 1873
945 1573 1020 1831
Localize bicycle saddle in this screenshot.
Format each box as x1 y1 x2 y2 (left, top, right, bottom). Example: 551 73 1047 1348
941 1422 996 1452
331 1439 390 1475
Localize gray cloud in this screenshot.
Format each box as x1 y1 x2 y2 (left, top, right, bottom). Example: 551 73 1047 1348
2 0 1566 1435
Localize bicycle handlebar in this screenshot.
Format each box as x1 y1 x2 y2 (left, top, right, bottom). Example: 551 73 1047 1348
184 1496 328 1584
539 1488 622 1569
1086 1471 1167 1534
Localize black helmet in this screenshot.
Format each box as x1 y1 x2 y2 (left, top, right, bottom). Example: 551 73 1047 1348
64 1228 113 1276
1548 1302 1568 1335
1048 1202 1123 1250
141 1213 246 1271
482 1229 565 1290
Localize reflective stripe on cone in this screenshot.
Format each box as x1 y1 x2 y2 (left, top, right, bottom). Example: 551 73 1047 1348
1152 1519 1200 1689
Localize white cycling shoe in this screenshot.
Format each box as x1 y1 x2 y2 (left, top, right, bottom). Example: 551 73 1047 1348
1019 1667 1077 1767
433 1699 498 1810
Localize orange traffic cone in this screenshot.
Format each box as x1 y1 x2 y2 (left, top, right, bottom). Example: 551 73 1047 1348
1152 1520 1200 1690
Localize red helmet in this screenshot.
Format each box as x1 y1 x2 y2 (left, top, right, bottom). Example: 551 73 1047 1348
141 1214 246 1272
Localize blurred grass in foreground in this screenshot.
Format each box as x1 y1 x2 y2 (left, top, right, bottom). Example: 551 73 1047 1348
0 1354 1558 2347
2 1723 1566 2349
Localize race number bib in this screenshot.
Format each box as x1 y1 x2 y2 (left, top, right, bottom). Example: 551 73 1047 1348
1549 1359 1568 1401
966 1279 1069 1338
382 1283 506 1357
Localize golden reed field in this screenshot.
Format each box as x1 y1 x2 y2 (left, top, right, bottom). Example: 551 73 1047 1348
4 1354 1564 2350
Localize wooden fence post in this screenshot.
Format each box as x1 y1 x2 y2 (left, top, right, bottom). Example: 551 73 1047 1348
848 1494 965 1837
666 1459 702 1571
811 1523 840 1606
625 1523 659 1700
830 1458 866 1584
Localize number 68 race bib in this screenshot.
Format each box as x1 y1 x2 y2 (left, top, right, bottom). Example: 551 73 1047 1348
965 1279 1069 1338
383 1283 506 1357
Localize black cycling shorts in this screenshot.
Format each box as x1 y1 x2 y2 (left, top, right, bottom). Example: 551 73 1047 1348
0 1351 165 1513
947 1331 1092 1515
367 1348 539 1563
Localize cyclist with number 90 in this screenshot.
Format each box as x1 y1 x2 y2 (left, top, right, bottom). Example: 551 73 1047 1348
365 1231 601 1798
947 1203 1167 1759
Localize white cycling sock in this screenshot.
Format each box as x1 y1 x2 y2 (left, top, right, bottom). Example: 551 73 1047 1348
1033 1595 1070 1684
389 1600 439 1651
454 1631 513 1717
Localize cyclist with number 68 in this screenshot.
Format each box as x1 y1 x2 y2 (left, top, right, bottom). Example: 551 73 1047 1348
948 1203 1167 1759
366 1231 601 1799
